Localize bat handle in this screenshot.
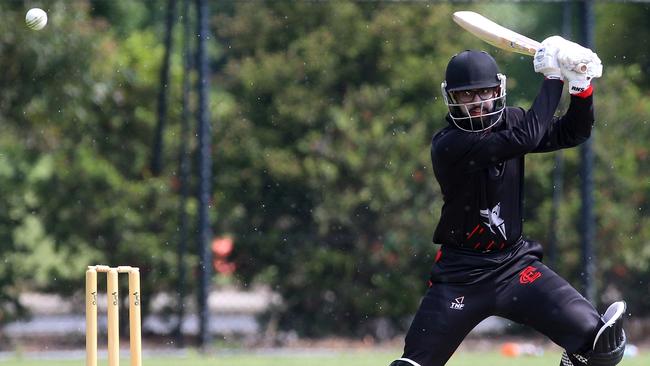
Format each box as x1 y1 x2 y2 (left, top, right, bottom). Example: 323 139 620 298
577 63 587 73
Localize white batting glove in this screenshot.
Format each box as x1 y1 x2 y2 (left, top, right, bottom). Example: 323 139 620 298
562 69 591 95
558 43 603 95
558 43 602 77
534 36 566 80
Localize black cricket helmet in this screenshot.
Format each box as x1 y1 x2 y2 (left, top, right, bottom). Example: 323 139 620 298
441 50 506 132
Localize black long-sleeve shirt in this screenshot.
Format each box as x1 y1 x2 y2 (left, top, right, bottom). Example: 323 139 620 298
431 79 594 250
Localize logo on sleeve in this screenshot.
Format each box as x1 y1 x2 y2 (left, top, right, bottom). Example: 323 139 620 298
450 296 465 310
571 85 587 93
519 266 542 284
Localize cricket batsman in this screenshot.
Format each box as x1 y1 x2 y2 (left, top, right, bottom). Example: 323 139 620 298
388 37 626 366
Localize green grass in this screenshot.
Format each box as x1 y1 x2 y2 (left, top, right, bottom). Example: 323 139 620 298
1 349 648 366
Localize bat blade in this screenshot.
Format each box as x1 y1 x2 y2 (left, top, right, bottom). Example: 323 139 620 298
452 11 541 56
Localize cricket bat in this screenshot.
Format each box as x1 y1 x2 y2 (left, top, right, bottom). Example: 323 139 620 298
452 11 541 56
453 11 589 74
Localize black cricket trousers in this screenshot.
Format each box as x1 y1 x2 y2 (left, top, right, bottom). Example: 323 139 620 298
400 240 602 366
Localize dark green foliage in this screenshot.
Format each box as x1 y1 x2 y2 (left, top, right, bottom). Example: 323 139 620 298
1 1 650 338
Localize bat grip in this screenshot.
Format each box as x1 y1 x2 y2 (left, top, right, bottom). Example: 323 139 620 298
577 63 587 73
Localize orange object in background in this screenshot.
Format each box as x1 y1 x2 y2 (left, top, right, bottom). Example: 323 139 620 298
501 342 520 357
212 236 234 257
212 236 236 274
500 342 544 357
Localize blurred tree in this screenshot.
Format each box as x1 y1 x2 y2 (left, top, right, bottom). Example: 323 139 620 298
211 2 553 336
0 1 190 326
596 3 650 86
211 2 452 336
1 0 650 341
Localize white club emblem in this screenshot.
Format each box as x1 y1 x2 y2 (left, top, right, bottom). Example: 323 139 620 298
480 202 507 240
450 296 465 310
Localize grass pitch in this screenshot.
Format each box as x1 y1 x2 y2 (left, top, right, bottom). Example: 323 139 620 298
1 349 647 366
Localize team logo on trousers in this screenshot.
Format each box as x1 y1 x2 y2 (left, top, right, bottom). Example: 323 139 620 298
450 296 465 310
519 266 542 284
